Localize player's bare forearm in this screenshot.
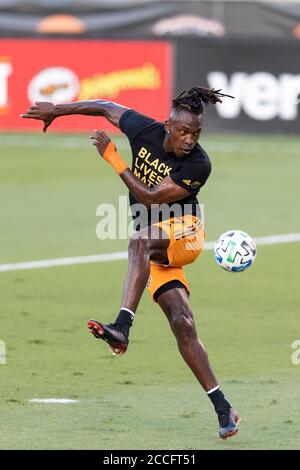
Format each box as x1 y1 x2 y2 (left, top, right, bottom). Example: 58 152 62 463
90 130 190 207
21 100 129 132
120 170 161 207
121 171 189 206
55 100 128 126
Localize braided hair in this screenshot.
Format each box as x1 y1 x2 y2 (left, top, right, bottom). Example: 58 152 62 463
172 86 234 115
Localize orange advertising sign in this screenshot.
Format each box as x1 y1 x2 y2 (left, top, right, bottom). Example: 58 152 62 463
0 40 172 132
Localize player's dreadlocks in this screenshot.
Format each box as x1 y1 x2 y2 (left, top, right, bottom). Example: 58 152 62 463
172 86 234 115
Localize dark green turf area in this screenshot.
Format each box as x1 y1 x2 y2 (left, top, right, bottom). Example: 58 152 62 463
0 133 299 449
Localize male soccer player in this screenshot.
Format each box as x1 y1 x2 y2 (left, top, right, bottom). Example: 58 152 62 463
21 87 240 439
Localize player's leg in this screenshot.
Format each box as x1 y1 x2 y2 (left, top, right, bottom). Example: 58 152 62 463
156 285 240 439
87 215 202 353
120 224 169 313
157 286 217 390
87 224 170 354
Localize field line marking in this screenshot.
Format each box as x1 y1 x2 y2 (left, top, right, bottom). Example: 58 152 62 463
1 233 300 273
29 399 79 404
0 252 128 272
204 232 300 250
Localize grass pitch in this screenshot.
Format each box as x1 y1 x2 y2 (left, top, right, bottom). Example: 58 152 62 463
0 132 299 449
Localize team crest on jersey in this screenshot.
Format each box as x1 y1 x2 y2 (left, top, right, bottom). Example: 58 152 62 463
182 179 191 186
191 181 201 189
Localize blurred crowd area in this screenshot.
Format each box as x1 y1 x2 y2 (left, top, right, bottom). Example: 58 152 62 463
0 0 299 133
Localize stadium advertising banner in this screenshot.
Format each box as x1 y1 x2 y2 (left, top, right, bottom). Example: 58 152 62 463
176 40 300 134
0 39 172 132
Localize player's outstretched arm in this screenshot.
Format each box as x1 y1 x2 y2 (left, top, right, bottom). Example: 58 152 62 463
21 100 129 133
90 130 190 206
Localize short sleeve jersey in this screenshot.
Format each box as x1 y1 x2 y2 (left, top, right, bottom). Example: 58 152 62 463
119 109 212 228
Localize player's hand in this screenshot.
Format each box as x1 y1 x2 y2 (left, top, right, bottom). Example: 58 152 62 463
90 130 112 156
20 102 56 133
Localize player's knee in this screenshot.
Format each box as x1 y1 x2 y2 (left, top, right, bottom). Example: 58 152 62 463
168 304 196 342
128 234 149 256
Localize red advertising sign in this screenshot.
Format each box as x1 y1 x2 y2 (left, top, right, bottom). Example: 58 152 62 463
0 40 172 132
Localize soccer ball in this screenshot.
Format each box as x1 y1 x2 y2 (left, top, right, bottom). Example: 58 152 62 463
214 230 257 272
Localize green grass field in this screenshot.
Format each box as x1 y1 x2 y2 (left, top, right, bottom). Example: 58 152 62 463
1 132 300 450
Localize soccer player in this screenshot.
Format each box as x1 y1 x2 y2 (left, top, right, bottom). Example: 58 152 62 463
21 87 240 439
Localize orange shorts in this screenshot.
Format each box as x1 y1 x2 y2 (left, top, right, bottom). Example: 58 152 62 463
147 215 204 302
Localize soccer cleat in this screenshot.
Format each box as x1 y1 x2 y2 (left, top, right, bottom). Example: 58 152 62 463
218 407 240 439
87 319 129 355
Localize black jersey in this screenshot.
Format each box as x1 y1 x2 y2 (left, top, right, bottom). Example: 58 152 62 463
119 109 212 229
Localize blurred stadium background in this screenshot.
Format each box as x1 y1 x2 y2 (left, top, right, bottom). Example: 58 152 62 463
0 0 300 450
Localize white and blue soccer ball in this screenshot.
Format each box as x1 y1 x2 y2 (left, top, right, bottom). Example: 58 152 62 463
214 230 257 272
